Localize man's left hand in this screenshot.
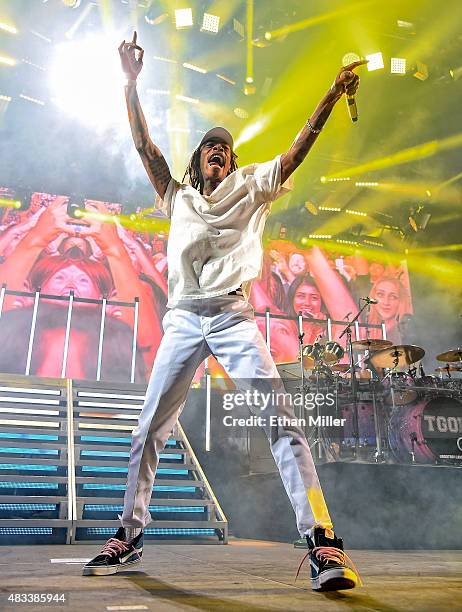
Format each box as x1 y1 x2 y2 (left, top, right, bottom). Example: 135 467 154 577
332 59 368 99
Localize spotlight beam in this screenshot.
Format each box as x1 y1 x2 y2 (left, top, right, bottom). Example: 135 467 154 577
323 132 462 180
266 0 379 39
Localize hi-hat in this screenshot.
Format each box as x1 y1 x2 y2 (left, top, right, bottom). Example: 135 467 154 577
436 349 462 363
370 345 425 369
352 339 393 351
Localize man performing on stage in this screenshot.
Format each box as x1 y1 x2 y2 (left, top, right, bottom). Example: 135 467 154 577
83 32 365 592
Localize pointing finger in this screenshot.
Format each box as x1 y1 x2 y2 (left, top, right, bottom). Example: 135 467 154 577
132 31 137 45
343 59 368 72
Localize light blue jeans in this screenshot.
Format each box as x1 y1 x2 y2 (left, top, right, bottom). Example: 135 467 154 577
121 295 331 536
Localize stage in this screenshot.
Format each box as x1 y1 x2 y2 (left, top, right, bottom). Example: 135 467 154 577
1 540 461 611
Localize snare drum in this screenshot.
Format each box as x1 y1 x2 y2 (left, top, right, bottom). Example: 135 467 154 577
388 395 462 465
383 372 418 406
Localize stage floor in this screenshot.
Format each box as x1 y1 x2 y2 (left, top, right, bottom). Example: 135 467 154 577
0 540 461 611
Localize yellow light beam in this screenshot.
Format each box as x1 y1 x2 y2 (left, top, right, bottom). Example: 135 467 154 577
324 132 462 179
267 0 378 39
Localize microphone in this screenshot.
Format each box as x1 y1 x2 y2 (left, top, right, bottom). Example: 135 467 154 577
346 93 358 123
361 297 378 304
301 309 315 319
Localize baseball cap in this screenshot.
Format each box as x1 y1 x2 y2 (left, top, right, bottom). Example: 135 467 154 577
198 126 234 150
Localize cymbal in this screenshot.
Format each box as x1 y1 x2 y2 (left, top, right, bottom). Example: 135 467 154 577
370 344 425 369
435 366 462 373
331 364 350 373
436 349 462 363
352 339 393 351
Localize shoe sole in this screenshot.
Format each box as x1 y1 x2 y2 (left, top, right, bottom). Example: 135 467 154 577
312 567 357 592
82 557 142 576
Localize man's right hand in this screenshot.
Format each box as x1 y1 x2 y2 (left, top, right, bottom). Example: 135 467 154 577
118 31 144 81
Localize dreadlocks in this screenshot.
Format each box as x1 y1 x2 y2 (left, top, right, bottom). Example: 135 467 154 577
182 146 238 193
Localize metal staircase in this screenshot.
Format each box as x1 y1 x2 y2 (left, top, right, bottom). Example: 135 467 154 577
0 374 227 544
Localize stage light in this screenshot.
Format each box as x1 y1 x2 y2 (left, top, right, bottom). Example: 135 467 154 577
304 201 318 215
243 83 256 95
408 205 431 232
0 94 12 102
21 59 46 71
175 8 193 30
308 234 332 239
264 32 272 41
216 73 236 85
49 33 126 127
355 181 379 187
391 57 406 74
366 52 384 71
62 0 81 7
19 94 45 106
342 52 360 66
234 107 249 119
362 239 384 248
183 62 207 74
413 61 428 81
245 76 254 84
0 23 17 34
397 20 414 29
0 55 16 66
345 209 368 217
153 55 177 64
318 206 341 212
233 19 245 40
201 13 220 34
449 66 462 81
175 94 199 104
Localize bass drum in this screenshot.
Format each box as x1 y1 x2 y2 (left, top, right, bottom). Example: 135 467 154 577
341 402 386 450
388 395 462 465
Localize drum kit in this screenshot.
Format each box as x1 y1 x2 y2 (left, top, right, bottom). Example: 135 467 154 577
278 339 462 466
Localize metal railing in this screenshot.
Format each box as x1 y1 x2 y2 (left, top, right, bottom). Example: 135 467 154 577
0 284 140 383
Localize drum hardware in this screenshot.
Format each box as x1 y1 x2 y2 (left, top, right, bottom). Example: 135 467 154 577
435 365 462 375
436 348 462 363
409 432 418 464
338 300 375 459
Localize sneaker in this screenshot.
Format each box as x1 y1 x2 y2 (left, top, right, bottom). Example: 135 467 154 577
82 527 143 576
302 527 359 591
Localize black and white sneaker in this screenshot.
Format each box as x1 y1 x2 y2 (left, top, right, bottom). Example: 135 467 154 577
82 527 143 576
300 527 359 591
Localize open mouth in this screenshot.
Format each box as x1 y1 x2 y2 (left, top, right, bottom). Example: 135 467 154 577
208 153 225 168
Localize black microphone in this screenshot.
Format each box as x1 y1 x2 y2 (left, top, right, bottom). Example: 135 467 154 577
346 93 358 122
361 297 378 304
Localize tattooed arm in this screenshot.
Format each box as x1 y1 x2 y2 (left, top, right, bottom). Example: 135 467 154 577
280 60 366 184
119 32 172 199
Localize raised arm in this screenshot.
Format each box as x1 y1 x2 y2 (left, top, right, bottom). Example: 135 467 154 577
119 32 172 199
280 60 366 184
